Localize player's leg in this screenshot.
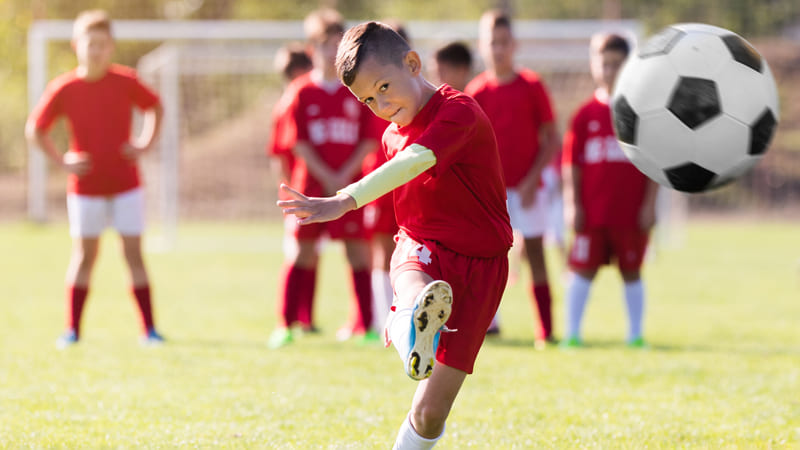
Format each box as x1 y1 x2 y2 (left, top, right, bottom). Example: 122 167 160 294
393 363 466 448
563 229 603 347
613 228 650 347
270 235 319 348
343 238 375 341
113 188 162 344
59 193 105 348
523 187 556 345
371 231 396 333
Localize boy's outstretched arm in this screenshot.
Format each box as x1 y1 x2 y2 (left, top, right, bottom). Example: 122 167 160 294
277 184 356 225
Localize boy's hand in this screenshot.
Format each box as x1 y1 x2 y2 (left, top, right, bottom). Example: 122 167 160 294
121 142 147 161
277 184 357 225
61 152 91 176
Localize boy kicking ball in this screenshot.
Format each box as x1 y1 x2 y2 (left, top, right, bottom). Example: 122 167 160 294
278 21 512 449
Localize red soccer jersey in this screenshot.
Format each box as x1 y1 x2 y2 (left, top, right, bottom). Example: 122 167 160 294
465 69 556 188
563 90 649 228
29 64 161 196
283 73 380 197
383 85 513 258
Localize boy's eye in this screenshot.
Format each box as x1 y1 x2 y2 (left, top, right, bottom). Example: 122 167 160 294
379 83 388 92
364 97 374 105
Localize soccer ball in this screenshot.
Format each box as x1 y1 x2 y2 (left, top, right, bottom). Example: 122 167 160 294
611 23 779 193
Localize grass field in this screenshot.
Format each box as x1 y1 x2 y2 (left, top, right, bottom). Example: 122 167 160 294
1 220 798 449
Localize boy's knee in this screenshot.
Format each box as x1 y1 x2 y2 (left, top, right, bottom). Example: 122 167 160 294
411 404 448 437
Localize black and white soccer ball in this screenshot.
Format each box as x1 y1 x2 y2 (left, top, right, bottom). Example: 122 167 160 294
611 23 779 193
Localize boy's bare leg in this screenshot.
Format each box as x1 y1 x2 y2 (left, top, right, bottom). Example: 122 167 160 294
121 235 148 286
66 237 99 286
409 364 467 438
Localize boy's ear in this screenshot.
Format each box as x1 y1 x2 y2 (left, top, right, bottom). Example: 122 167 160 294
404 50 422 76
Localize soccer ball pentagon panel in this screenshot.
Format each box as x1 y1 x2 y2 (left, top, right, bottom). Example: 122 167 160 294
611 23 779 193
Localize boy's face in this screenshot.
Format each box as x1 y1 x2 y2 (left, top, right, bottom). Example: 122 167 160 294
479 25 514 71
73 29 114 70
433 61 470 92
347 52 424 127
313 33 343 71
590 49 627 93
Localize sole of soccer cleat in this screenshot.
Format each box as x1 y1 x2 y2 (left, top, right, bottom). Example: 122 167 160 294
406 280 453 380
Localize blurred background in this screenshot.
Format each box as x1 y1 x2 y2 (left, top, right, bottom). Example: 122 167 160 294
2 0 799 238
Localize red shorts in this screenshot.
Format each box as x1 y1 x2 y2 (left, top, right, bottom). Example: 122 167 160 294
364 194 398 237
390 231 509 374
568 227 649 272
291 208 368 240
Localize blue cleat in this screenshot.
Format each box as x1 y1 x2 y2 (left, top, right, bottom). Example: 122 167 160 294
140 328 166 346
56 329 78 350
405 280 454 381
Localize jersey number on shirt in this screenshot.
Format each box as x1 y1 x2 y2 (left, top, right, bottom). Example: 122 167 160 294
308 118 359 146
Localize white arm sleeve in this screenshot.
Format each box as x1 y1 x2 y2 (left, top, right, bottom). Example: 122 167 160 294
338 143 437 209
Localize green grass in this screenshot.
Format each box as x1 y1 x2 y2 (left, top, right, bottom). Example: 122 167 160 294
1 220 798 448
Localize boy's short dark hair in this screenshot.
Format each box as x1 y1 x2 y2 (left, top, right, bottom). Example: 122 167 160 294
591 32 630 58
480 9 512 32
382 18 410 43
73 9 112 40
274 42 312 80
303 8 345 44
435 42 472 69
336 21 411 87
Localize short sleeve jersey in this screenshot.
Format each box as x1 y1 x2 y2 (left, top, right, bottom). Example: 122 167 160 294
283 73 380 197
562 91 649 228
29 64 161 195
383 85 513 258
465 69 556 188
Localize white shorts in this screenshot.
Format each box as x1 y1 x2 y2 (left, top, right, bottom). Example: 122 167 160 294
506 186 549 238
67 188 145 238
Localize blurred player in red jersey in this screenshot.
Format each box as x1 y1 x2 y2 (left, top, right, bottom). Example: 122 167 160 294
561 33 659 348
268 9 380 348
267 42 316 332
430 41 473 92
279 22 512 448
465 10 561 346
25 10 165 348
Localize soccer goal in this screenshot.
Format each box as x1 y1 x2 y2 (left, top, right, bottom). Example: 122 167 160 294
28 18 684 249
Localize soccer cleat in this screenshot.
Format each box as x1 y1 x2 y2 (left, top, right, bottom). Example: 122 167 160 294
267 327 293 349
560 336 582 349
357 329 382 346
534 335 559 350
627 337 647 349
56 329 78 350
405 280 453 381
140 328 166 346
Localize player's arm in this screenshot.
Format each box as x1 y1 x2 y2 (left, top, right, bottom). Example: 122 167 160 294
278 144 436 224
124 103 164 160
562 161 585 232
25 119 91 176
639 178 659 231
519 121 561 206
335 138 379 186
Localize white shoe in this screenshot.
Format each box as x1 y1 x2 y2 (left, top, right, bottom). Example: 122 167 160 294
405 280 454 380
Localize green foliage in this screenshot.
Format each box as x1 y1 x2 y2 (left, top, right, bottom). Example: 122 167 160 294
0 220 798 447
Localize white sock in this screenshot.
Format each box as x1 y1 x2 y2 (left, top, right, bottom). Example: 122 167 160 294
624 280 645 341
393 413 444 450
371 269 393 331
387 306 414 362
566 273 592 340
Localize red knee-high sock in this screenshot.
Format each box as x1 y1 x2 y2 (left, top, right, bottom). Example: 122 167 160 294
132 285 155 333
350 269 373 334
66 285 89 337
279 265 312 328
533 283 553 340
296 267 317 328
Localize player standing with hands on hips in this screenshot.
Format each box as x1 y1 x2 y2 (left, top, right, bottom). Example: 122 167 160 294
25 9 165 348
561 33 659 348
279 22 512 449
